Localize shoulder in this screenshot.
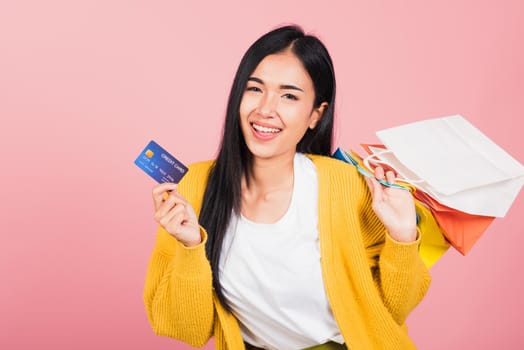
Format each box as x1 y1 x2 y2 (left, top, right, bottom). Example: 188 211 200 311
177 160 214 207
305 154 358 179
305 153 369 198
186 160 215 177
179 160 214 186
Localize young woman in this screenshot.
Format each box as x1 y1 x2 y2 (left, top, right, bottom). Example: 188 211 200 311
144 25 431 350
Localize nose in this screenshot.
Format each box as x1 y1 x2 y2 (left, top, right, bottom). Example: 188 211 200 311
256 93 278 118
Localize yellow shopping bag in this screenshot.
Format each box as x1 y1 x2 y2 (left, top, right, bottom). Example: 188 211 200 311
414 200 450 268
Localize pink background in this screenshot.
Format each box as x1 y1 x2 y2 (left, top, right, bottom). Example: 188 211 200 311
1 1 523 349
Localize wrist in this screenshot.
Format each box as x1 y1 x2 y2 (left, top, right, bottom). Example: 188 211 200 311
179 226 205 247
387 227 418 243
181 237 202 247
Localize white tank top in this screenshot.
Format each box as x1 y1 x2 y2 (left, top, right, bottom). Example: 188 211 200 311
219 153 344 349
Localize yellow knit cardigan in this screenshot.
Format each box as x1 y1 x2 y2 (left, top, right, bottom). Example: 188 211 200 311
144 154 431 350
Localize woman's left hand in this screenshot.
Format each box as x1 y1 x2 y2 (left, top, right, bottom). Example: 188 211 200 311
365 166 418 243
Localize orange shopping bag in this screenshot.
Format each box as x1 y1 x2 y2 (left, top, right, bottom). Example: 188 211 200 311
412 190 495 255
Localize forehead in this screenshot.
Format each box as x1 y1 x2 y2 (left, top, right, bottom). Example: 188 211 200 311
250 51 313 89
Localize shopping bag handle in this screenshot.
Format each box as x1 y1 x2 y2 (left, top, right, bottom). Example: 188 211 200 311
335 148 411 191
363 149 426 186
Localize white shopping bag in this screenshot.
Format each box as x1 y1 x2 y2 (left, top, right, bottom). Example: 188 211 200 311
372 115 524 217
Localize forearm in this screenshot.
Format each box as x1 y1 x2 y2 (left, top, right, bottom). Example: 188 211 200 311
374 231 431 325
144 226 214 346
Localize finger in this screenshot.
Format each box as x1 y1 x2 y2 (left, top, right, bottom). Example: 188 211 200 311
163 191 191 212
152 182 178 210
385 170 396 184
157 191 191 218
158 190 198 222
152 182 178 196
374 166 385 180
154 194 177 222
366 176 383 202
168 212 189 235
159 203 188 230
154 186 185 211
365 176 375 192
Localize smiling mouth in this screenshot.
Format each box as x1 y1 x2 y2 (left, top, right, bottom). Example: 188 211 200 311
251 123 282 133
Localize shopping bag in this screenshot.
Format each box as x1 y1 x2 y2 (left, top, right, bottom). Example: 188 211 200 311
372 115 524 217
413 200 450 267
360 143 496 255
413 189 495 255
333 148 450 268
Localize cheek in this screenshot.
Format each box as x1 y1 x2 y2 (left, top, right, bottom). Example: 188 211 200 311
285 105 315 126
239 94 258 118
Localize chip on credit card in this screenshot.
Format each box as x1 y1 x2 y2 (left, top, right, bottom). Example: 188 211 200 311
134 140 188 183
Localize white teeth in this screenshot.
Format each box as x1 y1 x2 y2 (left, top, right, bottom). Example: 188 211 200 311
252 123 281 133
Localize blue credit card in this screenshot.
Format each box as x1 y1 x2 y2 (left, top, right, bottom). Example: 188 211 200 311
134 140 188 183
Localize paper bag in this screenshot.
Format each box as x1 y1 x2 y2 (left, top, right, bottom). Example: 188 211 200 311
373 115 524 217
361 143 496 255
413 189 495 255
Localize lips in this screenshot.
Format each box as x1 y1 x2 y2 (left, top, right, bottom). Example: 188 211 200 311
250 122 282 140
252 123 281 133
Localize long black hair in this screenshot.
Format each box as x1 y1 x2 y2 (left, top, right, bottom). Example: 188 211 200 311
199 25 337 310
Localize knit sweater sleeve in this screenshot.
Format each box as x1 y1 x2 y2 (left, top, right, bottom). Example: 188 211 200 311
143 161 215 346
358 173 432 325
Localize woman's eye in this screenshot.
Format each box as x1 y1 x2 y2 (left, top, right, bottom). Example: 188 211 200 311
246 86 262 93
282 93 298 101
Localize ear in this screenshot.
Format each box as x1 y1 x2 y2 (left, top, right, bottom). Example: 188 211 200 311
308 102 329 129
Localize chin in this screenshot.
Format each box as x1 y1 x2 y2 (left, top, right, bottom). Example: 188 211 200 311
246 147 275 159
246 144 294 161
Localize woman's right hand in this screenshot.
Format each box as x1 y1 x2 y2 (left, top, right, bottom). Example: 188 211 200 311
152 182 202 247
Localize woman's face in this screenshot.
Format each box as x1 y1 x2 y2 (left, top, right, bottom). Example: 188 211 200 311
239 50 326 162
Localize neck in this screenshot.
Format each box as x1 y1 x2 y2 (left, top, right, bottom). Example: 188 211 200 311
244 153 295 193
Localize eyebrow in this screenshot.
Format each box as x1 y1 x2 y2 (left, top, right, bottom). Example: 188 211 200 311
248 77 304 92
